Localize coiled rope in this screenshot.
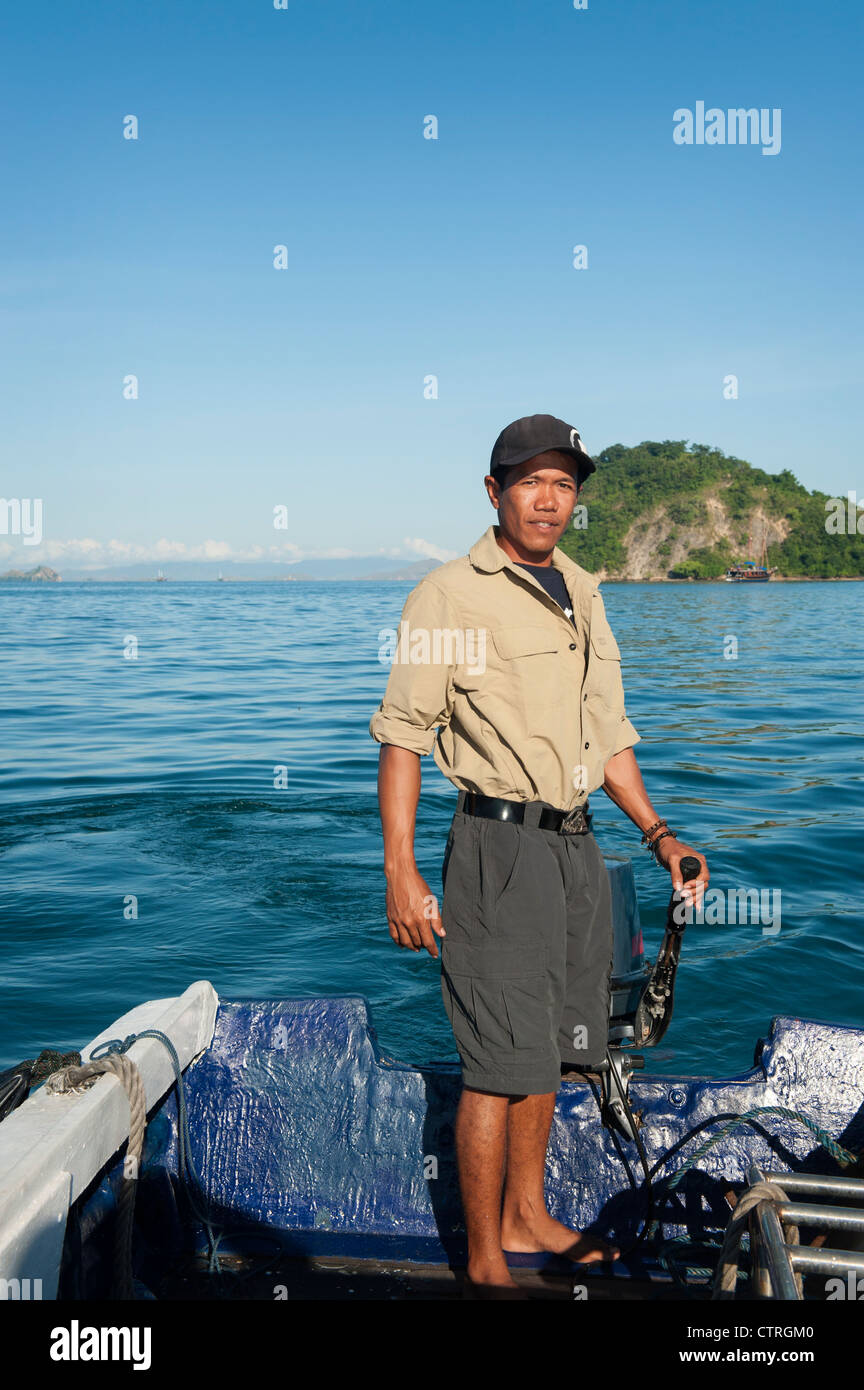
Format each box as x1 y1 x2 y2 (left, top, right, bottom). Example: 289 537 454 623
45 1027 221 1299
610 1093 861 1290
641 1103 858 1295
658 1106 859 1189
711 1178 802 1300
46 1051 146 1300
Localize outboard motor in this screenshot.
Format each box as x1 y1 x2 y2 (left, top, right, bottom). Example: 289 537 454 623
595 855 701 1141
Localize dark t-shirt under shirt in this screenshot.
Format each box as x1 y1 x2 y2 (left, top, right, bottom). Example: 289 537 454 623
515 562 576 627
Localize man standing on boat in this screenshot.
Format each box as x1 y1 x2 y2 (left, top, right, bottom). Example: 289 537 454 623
370 414 709 1297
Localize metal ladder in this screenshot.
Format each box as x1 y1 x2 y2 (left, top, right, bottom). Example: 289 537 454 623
747 1164 864 1299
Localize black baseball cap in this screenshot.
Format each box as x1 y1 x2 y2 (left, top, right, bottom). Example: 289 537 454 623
489 413 597 485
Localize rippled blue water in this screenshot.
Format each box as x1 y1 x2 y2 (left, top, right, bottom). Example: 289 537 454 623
1 580 862 1076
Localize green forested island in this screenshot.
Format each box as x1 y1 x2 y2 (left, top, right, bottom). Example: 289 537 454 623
3 444 860 585
557 441 863 580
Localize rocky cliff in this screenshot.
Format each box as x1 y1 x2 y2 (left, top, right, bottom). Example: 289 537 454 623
557 441 862 580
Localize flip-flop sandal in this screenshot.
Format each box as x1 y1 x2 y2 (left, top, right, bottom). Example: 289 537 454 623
503 1246 620 1271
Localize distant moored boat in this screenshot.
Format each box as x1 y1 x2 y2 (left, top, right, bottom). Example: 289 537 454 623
724 562 773 583
725 527 775 582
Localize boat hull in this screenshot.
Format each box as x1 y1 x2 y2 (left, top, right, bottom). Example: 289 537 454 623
137 997 864 1268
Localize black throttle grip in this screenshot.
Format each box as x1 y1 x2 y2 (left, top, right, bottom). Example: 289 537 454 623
666 855 702 933
680 855 701 882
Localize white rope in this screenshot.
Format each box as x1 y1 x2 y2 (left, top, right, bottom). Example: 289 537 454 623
712 1179 802 1299
47 1052 147 1299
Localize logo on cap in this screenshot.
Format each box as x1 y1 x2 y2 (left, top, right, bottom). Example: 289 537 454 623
569 428 584 453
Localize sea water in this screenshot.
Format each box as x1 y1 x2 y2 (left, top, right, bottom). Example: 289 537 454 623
1 579 861 1077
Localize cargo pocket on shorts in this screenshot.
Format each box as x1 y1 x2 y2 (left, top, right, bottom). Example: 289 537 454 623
500 977 553 1054
443 939 551 1059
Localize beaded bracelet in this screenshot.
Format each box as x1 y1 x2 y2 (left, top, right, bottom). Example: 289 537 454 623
640 818 668 845
646 828 678 861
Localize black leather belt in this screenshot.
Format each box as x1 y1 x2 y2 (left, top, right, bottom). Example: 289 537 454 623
458 790 592 835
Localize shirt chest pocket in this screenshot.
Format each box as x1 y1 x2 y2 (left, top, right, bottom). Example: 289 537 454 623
586 618 625 718
488 625 567 736
589 623 621 662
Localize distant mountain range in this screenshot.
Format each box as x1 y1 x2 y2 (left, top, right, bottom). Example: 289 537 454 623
4 443 860 585
1 557 442 583
0 565 61 582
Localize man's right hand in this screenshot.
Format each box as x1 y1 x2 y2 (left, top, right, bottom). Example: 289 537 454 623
385 865 446 957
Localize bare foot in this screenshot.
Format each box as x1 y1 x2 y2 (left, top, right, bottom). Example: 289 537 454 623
463 1272 530 1300
463 1260 529 1299
500 1209 619 1264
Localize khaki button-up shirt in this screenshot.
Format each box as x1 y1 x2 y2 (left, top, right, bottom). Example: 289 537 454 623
369 524 640 810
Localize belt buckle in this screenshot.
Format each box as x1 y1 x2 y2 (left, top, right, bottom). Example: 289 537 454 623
560 806 588 835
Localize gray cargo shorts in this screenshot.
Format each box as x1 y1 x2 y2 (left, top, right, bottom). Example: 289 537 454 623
439 798 614 1096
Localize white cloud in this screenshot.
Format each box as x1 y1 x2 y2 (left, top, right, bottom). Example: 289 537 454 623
201 539 233 560
0 533 461 572
402 536 458 562
0 535 419 570
153 538 189 558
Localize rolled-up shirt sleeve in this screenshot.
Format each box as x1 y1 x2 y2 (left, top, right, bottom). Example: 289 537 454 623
369 579 458 756
611 711 641 758
607 634 641 758
593 594 641 762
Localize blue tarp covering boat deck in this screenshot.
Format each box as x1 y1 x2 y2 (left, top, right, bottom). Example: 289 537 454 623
138 997 864 1266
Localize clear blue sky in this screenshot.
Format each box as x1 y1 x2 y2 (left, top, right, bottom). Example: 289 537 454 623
1 0 861 569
